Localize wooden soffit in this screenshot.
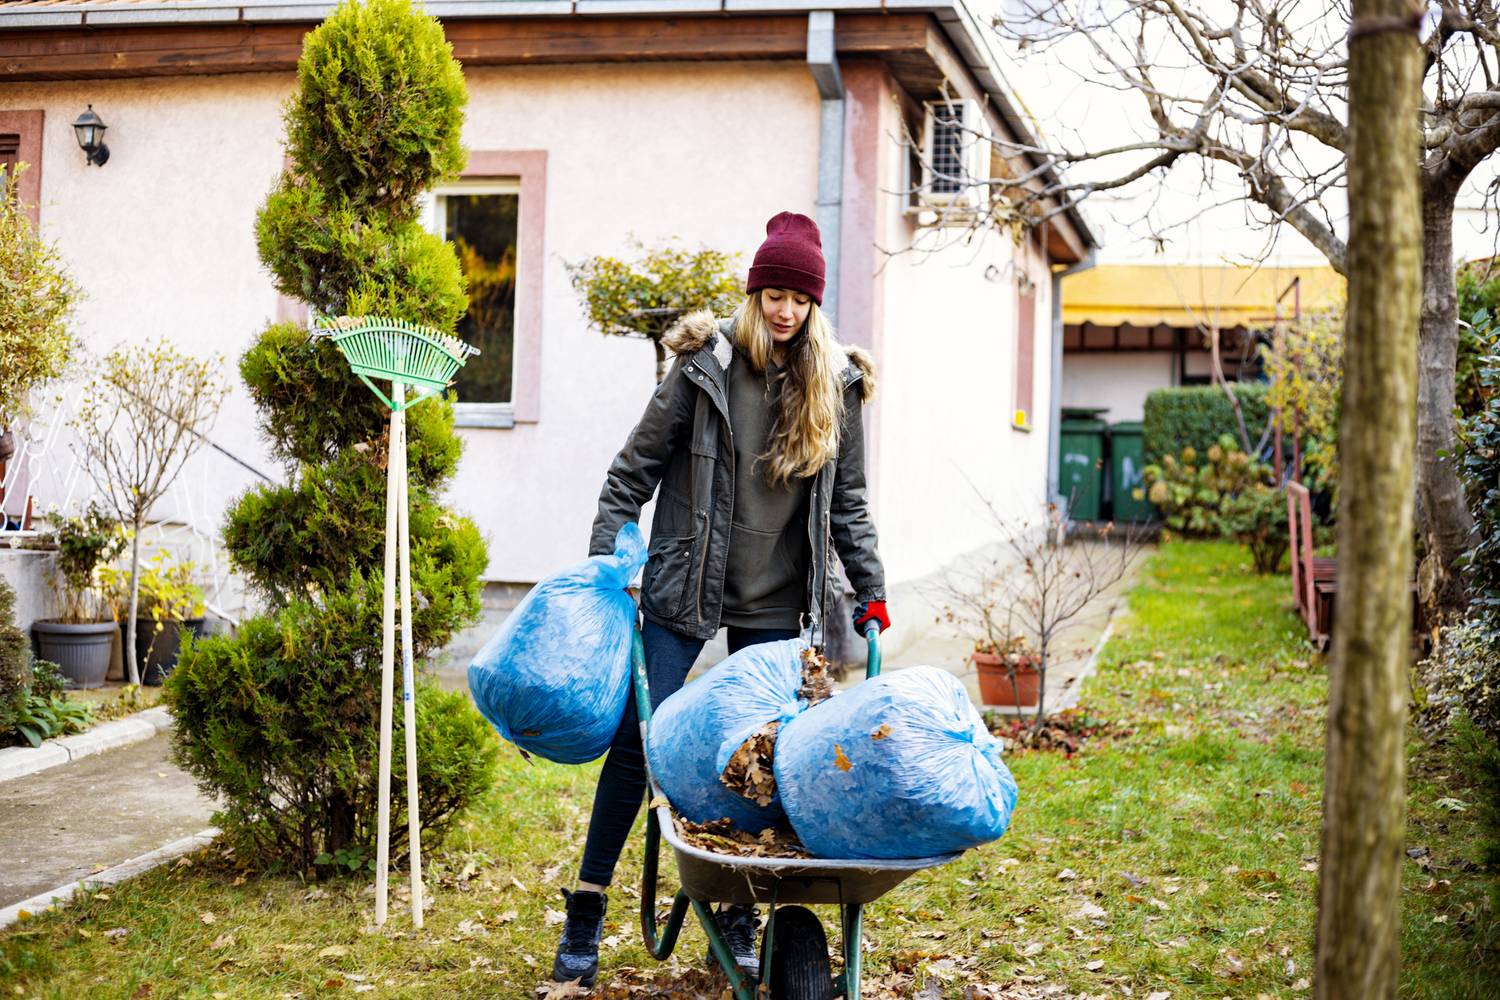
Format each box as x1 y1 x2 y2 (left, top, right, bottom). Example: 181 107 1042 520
0 13 939 81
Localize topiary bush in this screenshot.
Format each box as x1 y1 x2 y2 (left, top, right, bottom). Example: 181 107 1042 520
1142 383 1272 465
0 577 31 740
166 0 496 873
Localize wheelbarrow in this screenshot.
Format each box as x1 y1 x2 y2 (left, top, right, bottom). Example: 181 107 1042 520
631 622 961 1000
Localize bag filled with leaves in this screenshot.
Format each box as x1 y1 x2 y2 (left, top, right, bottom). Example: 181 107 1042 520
466 522 647 764
647 639 831 831
775 665 1019 859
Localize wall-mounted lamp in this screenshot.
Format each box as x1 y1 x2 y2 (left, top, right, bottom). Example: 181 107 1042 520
72 105 109 166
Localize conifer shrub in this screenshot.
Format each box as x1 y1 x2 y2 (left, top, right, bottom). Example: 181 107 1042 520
166 0 495 872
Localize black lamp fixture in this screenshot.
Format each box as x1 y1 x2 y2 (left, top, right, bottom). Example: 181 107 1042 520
72 105 109 166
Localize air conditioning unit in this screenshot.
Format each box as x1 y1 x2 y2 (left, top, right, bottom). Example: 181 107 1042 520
918 99 989 211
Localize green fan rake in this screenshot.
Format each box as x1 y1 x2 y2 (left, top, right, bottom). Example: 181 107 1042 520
313 315 479 929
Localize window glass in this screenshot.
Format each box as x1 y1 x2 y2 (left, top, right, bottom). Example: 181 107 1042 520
440 192 518 404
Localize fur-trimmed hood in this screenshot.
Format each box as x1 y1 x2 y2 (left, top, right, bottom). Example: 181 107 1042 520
661 308 876 404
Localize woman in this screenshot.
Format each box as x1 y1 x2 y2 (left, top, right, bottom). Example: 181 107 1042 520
552 211 890 987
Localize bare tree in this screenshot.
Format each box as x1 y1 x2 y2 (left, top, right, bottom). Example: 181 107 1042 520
1315 1 1422 993
913 0 1486 618
932 496 1145 737
73 341 227 685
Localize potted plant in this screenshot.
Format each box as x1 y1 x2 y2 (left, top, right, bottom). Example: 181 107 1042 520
32 504 126 689
72 340 227 685
972 633 1041 708
100 552 207 685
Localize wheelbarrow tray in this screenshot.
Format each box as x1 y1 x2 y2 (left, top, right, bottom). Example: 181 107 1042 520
656 804 960 907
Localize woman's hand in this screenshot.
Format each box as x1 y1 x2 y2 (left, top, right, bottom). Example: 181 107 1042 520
853 600 890 635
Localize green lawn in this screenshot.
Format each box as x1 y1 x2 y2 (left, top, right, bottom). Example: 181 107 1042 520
2 541 1496 998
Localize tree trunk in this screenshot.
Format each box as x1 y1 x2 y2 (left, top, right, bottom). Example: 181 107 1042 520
1315 4 1419 995
125 525 142 686
653 337 668 384
1416 181 1476 620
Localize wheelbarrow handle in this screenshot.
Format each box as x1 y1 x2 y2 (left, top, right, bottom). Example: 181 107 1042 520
865 622 882 679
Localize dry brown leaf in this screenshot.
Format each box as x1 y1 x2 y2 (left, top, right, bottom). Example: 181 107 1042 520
209 933 235 951
720 721 780 806
871 723 893 740
799 646 835 704
833 744 853 772
675 816 809 859
317 945 348 958
199 911 216 925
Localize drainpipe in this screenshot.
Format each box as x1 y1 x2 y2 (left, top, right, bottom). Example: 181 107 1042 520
807 11 844 324
1049 250 1098 509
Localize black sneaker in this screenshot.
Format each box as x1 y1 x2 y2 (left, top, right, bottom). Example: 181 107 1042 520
551 888 607 987
705 903 759 976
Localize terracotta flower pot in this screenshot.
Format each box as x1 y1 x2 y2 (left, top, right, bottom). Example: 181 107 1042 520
972 650 1040 707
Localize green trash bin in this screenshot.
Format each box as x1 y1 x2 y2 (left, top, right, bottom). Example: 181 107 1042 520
1059 412 1108 521
1110 421 1152 522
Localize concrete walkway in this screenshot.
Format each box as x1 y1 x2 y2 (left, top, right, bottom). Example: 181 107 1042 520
0 731 214 910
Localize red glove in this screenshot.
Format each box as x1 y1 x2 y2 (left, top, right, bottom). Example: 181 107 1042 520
853 601 890 634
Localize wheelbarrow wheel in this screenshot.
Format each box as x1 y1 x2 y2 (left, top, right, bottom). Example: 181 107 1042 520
763 905 834 1000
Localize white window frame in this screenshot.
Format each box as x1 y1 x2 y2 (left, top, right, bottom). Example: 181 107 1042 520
424 179 523 428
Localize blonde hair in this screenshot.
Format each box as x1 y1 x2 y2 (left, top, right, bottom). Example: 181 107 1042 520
731 290 847 487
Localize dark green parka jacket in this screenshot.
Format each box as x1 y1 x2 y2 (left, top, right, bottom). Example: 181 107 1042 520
589 310 886 641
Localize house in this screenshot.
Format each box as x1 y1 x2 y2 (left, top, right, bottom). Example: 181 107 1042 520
0 0 1096 650
1060 263 1346 423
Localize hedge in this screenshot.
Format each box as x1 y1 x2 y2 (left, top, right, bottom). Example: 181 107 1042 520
1142 383 1273 464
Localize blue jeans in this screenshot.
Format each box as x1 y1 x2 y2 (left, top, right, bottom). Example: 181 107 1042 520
576 618 798 887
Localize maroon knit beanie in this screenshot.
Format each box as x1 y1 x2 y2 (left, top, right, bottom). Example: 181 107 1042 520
746 211 826 305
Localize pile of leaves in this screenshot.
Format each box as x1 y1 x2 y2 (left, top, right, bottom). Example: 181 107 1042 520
673 817 809 860
988 707 1131 756
719 646 836 806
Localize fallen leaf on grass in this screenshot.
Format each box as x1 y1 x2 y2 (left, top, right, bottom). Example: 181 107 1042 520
1056 869 1077 881
200 912 216 925
496 909 519 923
1435 797 1469 812
1085 959 1104 971
317 945 348 958
1018 941 1043 956
540 863 563 884
103 927 129 941
209 934 235 951
131 984 152 998
544 908 567 926
535 979 590 999
453 918 486 939
1074 901 1108 922
1146 992 1171 1000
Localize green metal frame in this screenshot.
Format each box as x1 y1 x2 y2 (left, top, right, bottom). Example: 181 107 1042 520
634 622 882 1000
315 316 479 412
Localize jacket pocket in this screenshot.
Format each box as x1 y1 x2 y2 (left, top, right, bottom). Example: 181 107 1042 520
641 533 695 621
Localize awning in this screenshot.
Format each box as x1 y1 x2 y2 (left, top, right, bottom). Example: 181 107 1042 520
1061 263 1344 329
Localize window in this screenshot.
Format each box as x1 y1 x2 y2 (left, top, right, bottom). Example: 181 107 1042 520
1013 280 1036 431
425 150 547 426
0 111 43 227
0 134 19 188
432 181 520 411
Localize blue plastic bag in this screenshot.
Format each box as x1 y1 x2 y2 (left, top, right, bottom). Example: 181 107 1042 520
646 637 808 832
466 523 647 764
775 665 1018 859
